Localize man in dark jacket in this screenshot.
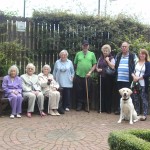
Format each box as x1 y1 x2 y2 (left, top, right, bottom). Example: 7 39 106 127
114 41 138 115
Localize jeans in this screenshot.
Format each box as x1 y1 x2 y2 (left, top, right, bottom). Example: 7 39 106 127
133 86 148 116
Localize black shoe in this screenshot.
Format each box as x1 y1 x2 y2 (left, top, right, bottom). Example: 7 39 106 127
58 108 65 114
76 105 82 111
115 111 120 115
84 106 89 112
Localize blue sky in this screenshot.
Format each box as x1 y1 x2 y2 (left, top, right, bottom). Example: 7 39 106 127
0 0 150 24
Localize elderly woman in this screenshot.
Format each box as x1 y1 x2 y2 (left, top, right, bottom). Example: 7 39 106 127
38 65 60 116
21 63 46 118
53 50 74 111
2 65 23 119
96 44 115 114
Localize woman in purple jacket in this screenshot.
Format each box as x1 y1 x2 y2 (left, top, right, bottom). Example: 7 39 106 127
2 65 23 119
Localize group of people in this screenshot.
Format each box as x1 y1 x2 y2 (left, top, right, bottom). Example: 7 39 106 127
2 49 74 118
2 40 150 121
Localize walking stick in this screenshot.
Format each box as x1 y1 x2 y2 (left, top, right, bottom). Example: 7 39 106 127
36 97 42 117
99 74 101 113
85 77 90 113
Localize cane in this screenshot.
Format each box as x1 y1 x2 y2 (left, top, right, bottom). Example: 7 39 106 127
85 77 90 113
99 74 101 113
36 96 43 117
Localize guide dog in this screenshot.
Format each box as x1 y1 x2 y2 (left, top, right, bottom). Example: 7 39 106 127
117 88 139 124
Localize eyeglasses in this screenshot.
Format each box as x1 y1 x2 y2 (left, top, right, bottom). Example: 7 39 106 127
27 68 33 70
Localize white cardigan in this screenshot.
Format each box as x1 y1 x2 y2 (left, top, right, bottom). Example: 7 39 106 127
38 73 59 94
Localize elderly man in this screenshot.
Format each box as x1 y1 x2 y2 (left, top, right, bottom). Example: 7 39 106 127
21 63 46 118
74 40 97 111
114 41 138 115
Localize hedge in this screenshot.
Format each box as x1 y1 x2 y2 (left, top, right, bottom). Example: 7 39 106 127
108 129 150 150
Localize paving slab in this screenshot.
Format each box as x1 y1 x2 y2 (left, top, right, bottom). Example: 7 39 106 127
0 110 150 150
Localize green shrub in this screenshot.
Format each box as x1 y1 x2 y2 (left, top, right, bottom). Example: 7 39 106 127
0 41 26 76
108 129 150 150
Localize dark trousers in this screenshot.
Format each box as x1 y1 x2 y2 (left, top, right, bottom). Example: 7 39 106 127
74 75 91 107
62 88 72 109
115 81 131 112
133 86 148 116
100 75 114 113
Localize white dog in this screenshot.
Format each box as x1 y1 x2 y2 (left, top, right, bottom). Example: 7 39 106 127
117 88 139 124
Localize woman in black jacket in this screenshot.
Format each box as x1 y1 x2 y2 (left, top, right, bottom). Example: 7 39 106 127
96 44 115 113
132 49 150 121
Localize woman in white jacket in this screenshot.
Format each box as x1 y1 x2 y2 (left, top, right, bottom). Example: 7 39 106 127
38 65 60 116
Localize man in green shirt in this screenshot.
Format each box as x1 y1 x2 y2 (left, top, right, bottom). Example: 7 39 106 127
74 40 97 111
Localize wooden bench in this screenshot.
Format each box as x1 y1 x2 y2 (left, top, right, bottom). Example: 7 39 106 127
0 77 10 115
0 77 64 115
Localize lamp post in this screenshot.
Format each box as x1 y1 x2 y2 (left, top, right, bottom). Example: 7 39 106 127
98 0 100 16
23 0 26 17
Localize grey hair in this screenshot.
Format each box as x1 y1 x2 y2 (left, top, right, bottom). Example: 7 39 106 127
42 64 51 73
26 63 35 73
101 44 111 53
8 65 19 75
59 50 68 57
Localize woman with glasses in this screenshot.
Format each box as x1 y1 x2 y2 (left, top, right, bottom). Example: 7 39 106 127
53 50 74 112
21 63 46 118
2 65 23 119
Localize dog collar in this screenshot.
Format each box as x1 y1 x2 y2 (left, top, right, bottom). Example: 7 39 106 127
122 98 129 101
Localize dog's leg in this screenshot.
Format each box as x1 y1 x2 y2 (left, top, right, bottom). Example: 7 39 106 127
117 109 122 123
133 111 139 123
129 110 133 124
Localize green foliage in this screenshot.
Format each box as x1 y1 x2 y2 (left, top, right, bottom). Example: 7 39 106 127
108 129 150 150
32 10 150 57
0 41 25 76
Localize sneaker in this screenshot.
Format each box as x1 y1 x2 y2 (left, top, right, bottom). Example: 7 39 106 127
10 114 15 119
16 114 21 118
49 110 57 116
54 110 60 116
65 108 70 111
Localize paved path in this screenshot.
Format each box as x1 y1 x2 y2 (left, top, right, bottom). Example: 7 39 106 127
0 110 150 150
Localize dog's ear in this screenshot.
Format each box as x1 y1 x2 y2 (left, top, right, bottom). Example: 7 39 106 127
128 88 133 95
119 88 123 96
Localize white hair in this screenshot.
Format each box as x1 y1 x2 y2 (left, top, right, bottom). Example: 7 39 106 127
42 64 51 73
26 63 35 73
8 65 19 75
59 50 68 57
101 44 111 53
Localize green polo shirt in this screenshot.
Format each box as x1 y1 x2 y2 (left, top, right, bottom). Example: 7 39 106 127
74 51 97 77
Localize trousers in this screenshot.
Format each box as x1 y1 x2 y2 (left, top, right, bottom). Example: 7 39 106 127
23 92 44 112
8 93 23 115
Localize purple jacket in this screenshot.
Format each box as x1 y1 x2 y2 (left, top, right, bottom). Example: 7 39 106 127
2 75 22 97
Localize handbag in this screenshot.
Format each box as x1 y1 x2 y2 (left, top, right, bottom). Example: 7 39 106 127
105 66 115 75
131 81 142 94
131 62 145 94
